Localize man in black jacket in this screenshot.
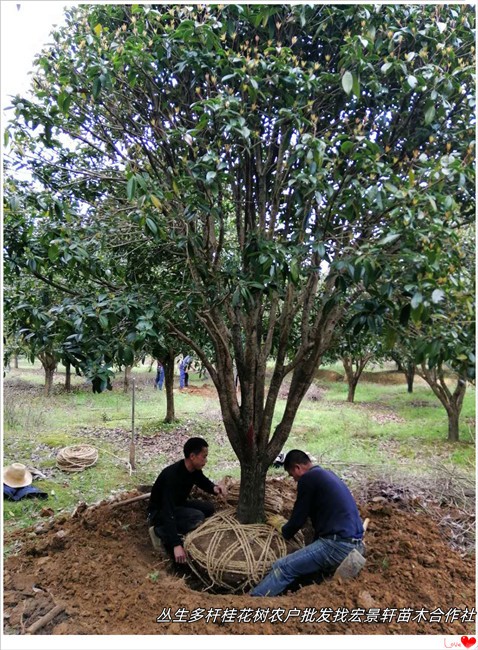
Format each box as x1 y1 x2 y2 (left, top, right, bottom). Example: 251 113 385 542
251 449 364 597
148 437 225 563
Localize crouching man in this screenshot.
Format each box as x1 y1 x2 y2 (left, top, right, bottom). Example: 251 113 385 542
251 449 365 597
148 437 225 564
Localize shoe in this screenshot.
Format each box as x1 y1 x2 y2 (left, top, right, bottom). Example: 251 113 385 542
148 526 170 560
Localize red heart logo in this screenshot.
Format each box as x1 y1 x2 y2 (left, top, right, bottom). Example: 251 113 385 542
461 637 476 649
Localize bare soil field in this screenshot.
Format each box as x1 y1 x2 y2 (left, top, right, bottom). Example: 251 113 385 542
4 477 475 636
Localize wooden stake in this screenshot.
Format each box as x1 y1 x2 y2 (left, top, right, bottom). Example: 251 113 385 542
129 379 136 470
26 605 64 634
110 492 151 508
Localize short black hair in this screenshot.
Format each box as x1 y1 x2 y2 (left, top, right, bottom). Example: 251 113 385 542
183 437 208 458
283 449 311 471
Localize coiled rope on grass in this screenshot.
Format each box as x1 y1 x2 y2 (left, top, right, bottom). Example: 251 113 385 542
184 507 304 593
56 445 98 472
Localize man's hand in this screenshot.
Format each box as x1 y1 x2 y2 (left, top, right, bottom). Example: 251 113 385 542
214 484 227 497
267 514 287 534
173 545 187 564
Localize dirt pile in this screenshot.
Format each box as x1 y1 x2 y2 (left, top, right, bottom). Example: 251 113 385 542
4 478 476 636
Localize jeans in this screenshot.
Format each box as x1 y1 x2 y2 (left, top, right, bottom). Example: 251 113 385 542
152 499 214 549
155 368 165 390
250 537 365 597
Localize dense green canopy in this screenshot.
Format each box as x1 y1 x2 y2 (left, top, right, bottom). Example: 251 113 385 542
4 4 475 519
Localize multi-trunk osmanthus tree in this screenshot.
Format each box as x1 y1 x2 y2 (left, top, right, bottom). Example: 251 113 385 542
5 4 475 521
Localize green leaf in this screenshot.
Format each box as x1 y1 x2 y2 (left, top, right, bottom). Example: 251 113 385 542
378 232 400 246
424 102 435 125
352 74 360 98
126 176 136 200
381 62 393 74
145 217 158 235
385 327 397 349
342 71 353 95
53 203 65 221
407 75 418 89
123 346 134 365
289 259 299 283
431 289 445 303
48 245 59 262
92 76 102 100
411 302 424 324
411 292 423 309
232 286 241 307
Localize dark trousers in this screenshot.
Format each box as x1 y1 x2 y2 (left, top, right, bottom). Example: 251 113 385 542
153 499 214 549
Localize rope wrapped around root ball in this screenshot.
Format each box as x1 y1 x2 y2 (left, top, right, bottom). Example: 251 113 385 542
56 445 98 472
224 481 284 514
184 507 304 593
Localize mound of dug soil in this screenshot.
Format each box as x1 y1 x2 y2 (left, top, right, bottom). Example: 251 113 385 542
3 478 475 636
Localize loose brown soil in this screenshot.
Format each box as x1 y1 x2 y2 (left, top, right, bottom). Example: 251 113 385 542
4 478 475 636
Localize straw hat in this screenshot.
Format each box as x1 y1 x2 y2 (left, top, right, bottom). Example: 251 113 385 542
3 463 33 488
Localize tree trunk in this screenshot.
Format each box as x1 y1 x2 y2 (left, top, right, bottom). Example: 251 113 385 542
236 457 269 523
447 407 460 442
123 365 132 393
418 363 467 442
341 355 369 403
45 367 55 396
163 351 176 423
347 380 358 403
404 362 416 393
391 353 404 372
64 360 71 392
38 352 57 396
168 282 343 524
13 354 19 369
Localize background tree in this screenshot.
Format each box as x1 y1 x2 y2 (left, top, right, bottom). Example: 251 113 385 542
389 349 417 393
335 329 384 403
5 4 475 521
386 225 475 441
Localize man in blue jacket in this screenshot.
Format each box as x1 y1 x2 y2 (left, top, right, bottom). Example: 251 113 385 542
251 449 364 597
148 437 225 564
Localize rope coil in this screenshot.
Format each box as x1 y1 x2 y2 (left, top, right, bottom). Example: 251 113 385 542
56 445 98 473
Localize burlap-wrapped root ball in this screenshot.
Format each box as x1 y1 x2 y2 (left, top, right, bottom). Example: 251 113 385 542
184 507 304 593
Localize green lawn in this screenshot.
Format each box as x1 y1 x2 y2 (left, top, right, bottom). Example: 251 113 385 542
3 358 475 537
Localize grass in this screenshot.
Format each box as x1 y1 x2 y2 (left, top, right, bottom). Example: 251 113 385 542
3 357 475 539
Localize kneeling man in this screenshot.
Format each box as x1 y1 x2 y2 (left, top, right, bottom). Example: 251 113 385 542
148 437 225 563
251 449 364 596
